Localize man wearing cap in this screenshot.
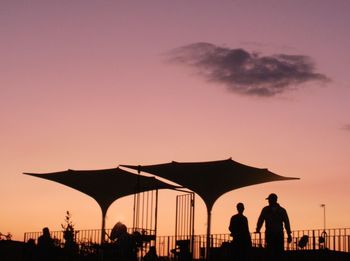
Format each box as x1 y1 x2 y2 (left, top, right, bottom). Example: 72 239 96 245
256 193 292 260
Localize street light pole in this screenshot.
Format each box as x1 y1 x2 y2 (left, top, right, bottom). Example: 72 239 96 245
320 204 327 248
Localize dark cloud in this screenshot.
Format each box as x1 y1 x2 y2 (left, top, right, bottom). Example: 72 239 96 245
341 124 350 131
168 42 329 97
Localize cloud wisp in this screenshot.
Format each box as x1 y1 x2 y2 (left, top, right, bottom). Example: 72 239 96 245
168 42 329 97
341 124 350 131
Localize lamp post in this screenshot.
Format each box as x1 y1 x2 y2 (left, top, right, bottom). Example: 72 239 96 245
320 204 327 248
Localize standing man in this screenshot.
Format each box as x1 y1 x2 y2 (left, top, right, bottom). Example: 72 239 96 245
229 202 252 260
256 193 292 260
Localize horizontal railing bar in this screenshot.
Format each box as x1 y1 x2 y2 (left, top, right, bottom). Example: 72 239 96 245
24 227 350 258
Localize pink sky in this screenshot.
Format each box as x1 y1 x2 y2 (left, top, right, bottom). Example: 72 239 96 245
1 0 350 240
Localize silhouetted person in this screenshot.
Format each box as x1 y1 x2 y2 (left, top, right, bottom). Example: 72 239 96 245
229 202 252 260
298 235 309 249
37 227 56 261
23 238 37 261
256 193 292 260
143 246 159 261
110 222 137 261
171 240 191 261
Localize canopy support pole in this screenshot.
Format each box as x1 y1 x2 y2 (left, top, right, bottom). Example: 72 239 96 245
101 207 107 244
206 206 212 261
154 189 159 246
97 207 108 261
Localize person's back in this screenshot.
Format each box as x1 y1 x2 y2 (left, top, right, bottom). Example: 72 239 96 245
37 227 55 260
111 222 137 261
230 214 251 246
229 203 252 260
259 204 289 234
116 233 136 260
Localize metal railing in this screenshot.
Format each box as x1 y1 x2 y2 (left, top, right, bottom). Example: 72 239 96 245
24 227 350 259
289 228 350 252
24 229 109 246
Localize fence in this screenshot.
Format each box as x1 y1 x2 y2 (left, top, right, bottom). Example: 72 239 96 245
24 228 350 259
289 228 350 252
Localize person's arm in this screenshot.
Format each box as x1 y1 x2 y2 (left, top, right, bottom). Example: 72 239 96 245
282 209 291 234
244 216 250 232
229 216 234 234
282 208 292 243
256 208 265 233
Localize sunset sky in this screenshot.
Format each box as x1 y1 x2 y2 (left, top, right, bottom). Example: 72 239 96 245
2 0 350 241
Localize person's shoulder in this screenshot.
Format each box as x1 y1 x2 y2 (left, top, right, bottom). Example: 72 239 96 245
231 213 239 219
278 204 287 211
277 204 288 213
262 205 270 211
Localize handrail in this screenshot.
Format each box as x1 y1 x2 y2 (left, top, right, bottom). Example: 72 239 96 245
24 227 350 258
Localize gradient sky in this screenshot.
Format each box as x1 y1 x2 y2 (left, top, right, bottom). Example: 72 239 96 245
2 0 350 241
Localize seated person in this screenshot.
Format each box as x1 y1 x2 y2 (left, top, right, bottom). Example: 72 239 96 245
110 222 137 261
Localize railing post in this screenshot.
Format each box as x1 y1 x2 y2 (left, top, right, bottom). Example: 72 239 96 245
312 230 316 250
167 236 170 258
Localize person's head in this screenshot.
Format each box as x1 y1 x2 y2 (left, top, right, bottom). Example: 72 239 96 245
27 238 35 246
266 193 278 205
236 202 245 213
42 227 50 236
110 222 128 240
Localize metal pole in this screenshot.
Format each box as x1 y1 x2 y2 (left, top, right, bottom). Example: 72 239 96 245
321 204 326 231
321 204 327 249
191 193 195 258
206 207 212 260
155 189 159 246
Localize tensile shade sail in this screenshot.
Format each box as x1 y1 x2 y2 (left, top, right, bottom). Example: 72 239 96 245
121 158 299 256
24 167 178 243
